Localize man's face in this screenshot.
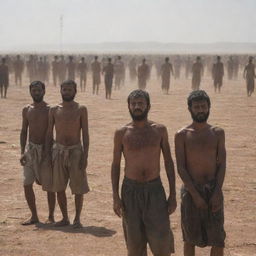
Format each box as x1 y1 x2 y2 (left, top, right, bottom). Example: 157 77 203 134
30 86 45 103
61 84 76 102
189 100 210 123
128 97 150 121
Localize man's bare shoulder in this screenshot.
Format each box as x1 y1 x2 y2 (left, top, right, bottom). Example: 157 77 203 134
149 121 167 133
78 104 88 112
175 125 191 139
211 126 225 137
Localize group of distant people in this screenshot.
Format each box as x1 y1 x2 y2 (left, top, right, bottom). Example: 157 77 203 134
20 76 226 255
0 54 255 99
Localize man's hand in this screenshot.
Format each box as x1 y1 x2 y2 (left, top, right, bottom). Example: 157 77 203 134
167 195 177 215
192 193 208 210
20 154 27 166
113 196 123 218
210 188 223 212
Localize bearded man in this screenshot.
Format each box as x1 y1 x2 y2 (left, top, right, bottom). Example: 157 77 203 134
175 90 226 256
111 89 176 256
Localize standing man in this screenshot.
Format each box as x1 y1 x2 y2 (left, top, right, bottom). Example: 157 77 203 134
161 57 174 94
114 55 125 90
13 55 24 87
45 80 89 228
52 56 59 87
212 56 224 93
20 81 56 225
175 90 226 256
58 55 66 83
137 58 150 90
102 58 114 99
66 56 76 81
91 56 101 95
243 56 255 97
191 57 204 90
0 58 9 98
78 57 87 92
111 89 176 256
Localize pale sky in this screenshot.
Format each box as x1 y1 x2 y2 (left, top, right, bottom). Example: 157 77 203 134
0 0 255 48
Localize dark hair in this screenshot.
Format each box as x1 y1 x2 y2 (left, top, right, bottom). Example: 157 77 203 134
60 80 77 92
187 90 211 108
165 57 169 62
127 89 150 106
29 81 45 91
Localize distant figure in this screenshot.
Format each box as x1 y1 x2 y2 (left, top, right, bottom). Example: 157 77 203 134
27 55 37 83
227 56 234 80
78 57 87 92
137 58 150 90
91 56 101 95
243 56 255 97
114 56 125 90
185 56 192 79
58 55 66 83
212 56 224 93
67 56 76 80
37 57 45 82
13 55 24 87
161 57 174 94
173 55 181 79
52 56 59 87
102 58 114 99
191 56 204 90
0 58 9 98
128 57 137 81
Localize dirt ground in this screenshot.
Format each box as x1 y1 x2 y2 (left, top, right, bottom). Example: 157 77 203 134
0 66 255 256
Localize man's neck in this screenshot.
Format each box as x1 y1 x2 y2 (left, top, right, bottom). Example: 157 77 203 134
62 100 75 107
192 121 209 131
33 101 45 107
132 118 148 128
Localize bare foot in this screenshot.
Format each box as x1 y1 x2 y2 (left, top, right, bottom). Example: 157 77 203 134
73 220 83 229
22 217 39 226
45 217 55 224
54 219 70 227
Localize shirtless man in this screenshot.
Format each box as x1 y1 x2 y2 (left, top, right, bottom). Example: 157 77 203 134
243 56 255 97
111 89 176 256
45 80 89 228
175 90 226 256
212 56 224 93
137 58 150 90
161 57 174 94
78 57 87 92
91 56 101 95
20 81 56 225
191 57 204 90
0 58 9 98
102 58 114 99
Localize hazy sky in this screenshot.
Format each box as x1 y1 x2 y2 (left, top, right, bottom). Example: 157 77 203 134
0 0 255 48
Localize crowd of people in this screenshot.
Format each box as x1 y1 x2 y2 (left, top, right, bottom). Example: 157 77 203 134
0 53 255 99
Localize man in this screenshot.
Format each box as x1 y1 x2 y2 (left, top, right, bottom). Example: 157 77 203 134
111 89 176 256
212 56 224 93
102 58 114 99
161 57 174 94
20 81 56 225
52 56 59 87
227 56 234 80
175 90 226 256
191 57 204 90
13 55 24 87
66 56 76 80
45 80 89 228
78 57 87 92
0 58 9 98
58 55 66 83
114 55 125 90
137 58 150 90
243 56 255 97
91 56 101 95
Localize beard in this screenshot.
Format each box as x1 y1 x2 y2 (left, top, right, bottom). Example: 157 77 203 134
32 95 43 103
62 94 75 102
190 110 209 123
129 108 149 121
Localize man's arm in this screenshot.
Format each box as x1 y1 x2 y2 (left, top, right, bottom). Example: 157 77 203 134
210 128 226 212
44 107 55 160
111 128 124 217
20 107 28 166
161 126 176 215
80 106 89 171
175 130 207 209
